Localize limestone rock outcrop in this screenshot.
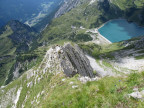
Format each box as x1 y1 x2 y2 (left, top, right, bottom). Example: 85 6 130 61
43 43 94 78
59 44 94 77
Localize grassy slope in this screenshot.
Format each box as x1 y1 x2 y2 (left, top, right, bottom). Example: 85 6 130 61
111 0 144 25
0 25 16 86
40 72 144 108
111 0 144 9
0 25 15 56
40 1 105 43
1 63 144 108
78 42 124 59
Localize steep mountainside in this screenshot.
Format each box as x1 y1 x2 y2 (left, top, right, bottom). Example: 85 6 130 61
36 0 83 31
54 0 81 18
40 0 144 44
0 20 39 86
110 0 144 25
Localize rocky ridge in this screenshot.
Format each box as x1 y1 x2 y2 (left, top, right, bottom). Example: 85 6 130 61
42 43 94 78
0 43 96 108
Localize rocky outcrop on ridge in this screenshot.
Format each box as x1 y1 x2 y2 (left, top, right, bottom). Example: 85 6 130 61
59 44 94 77
42 43 94 78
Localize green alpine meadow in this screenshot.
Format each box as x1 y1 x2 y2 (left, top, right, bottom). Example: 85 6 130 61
0 0 144 108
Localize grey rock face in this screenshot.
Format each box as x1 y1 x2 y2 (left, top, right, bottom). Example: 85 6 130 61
13 62 21 78
123 36 144 49
54 0 80 18
135 37 144 48
59 44 94 78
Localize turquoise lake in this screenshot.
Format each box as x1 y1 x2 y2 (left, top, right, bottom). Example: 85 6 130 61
98 19 144 43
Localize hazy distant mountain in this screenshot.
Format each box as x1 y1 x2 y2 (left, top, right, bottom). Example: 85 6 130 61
0 0 63 30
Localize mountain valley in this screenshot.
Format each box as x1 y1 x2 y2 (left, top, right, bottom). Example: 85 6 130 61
0 0 144 108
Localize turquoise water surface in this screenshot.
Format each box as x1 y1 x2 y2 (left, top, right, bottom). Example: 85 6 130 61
98 19 144 43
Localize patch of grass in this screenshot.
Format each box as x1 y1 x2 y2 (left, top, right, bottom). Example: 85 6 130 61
79 42 123 60
0 25 13 38
138 50 144 53
93 70 97 75
135 55 144 59
78 43 101 57
126 72 141 86
0 56 15 86
100 42 124 54
69 33 93 42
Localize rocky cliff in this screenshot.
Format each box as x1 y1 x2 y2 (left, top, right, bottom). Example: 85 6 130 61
54 0 80 18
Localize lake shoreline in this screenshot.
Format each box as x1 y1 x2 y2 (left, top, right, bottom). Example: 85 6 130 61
97 18 126 30
86 28 112 44
97 19 144 43
96 19 126 44
96 28 112 44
